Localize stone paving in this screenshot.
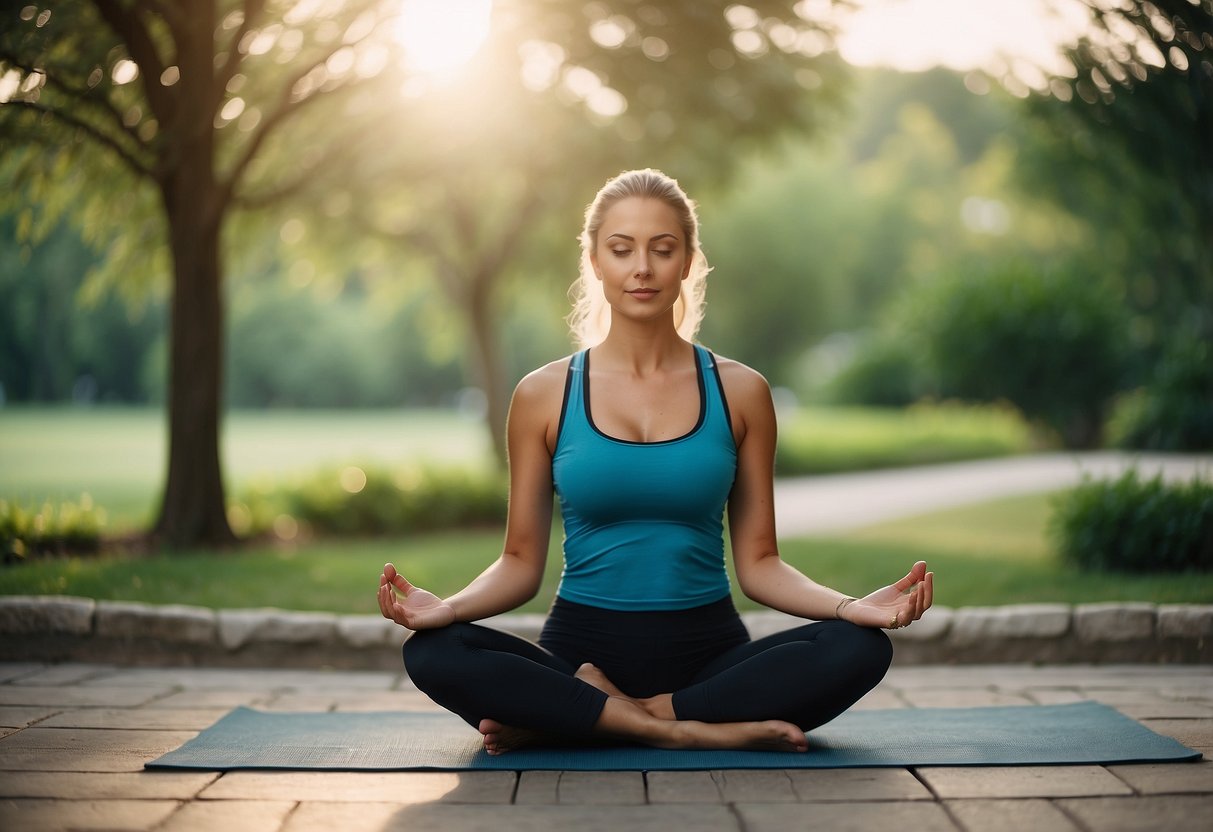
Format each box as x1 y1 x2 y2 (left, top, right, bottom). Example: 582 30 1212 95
0 662 1209 831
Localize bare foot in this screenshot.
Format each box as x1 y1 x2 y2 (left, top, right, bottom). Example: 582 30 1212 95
575 663 633 699
667 719 808 753
478 718 546 755
593 697 807 753
575 664 676 720
478 718 583 755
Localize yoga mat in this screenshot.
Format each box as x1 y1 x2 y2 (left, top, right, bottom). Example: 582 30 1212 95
146 702 1201 771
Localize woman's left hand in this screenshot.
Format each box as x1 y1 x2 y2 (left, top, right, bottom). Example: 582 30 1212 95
843 561 934 630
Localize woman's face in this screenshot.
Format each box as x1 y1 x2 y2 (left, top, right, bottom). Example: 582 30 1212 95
591 197 692 323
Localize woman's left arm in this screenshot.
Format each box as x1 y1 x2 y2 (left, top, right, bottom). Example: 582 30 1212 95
722 361 933 628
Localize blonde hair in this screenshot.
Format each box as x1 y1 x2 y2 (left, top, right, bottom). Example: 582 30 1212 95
568 169 711 349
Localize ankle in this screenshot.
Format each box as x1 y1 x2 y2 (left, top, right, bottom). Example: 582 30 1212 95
639 694 676 720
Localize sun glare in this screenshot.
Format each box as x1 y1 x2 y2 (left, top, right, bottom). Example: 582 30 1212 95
395 0 493 75
835 0 1092 86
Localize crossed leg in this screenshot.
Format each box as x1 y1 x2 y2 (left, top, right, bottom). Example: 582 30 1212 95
574 620 893 732
403 623 807 755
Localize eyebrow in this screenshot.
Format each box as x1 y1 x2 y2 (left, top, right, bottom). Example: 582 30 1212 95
605 233 680 242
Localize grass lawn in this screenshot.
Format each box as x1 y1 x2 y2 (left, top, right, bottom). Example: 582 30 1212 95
4 405 1207 611
3 493 1209 611
1 403 1036 532
787 492 1213 606
0 407 492 529
776 402 1034 474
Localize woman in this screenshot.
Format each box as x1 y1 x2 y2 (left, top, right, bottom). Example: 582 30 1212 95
378 169 933 755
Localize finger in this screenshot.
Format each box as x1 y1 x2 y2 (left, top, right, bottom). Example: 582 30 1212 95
892 561 926 593
377 584 392 619
393 573 414 595
907 580 927 622
381 585 397 621
384 563 397 581
923 571 934 611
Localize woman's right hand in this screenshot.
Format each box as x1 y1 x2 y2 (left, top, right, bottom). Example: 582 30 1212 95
377 562 456 631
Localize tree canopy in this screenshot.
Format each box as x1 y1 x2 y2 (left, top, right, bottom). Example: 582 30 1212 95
1 0 850 545
1022 0 1213 343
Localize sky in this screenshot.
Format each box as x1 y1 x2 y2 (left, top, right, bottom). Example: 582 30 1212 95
835 0 1092 82
390 0 1096 93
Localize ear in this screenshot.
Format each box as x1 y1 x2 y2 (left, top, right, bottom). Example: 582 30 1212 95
681 252 694 281
590 253 603 281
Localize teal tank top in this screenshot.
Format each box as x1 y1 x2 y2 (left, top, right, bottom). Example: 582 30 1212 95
552 344 737 611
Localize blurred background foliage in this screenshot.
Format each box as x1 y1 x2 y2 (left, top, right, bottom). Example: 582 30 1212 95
4 57 1207 447
1 1 1210 560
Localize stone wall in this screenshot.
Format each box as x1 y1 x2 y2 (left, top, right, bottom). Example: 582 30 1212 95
1 596 1209 669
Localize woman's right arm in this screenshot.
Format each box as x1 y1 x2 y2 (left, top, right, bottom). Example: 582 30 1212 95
378 362 564 629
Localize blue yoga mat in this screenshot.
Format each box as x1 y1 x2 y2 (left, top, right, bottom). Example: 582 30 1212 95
146 702 1200 771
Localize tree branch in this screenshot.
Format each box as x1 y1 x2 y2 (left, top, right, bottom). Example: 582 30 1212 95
215 85 322 210
215 0 266 104
0 48 149 152
230 140 348 210
135 0 185 34
217 67 378 208
215 0 390 204
3 101 153 180
357 206 447 261
92 0 172 122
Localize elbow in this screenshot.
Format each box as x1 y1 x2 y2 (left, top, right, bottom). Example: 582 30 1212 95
518 576 543 605
735 550 779 600
502 550 545 601
737 577 765 603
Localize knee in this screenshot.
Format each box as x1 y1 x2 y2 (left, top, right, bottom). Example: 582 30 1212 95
829 620 893 681
402 624 466 689
865 626 894 674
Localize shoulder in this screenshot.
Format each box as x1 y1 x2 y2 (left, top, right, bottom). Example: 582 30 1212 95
514 355 574 402
708 351 773 405
510 355 575 425
706 351 775 444
511 355 576 451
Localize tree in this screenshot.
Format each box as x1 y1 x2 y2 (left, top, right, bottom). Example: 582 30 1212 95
907 260 1133 448
1 0 411 546
1025 0 1213 342
1 0 849 541
311 0 850 464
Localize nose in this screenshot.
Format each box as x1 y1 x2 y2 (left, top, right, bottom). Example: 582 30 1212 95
634 252 652 278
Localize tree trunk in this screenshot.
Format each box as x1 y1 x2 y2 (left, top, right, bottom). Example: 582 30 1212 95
152 195 235 547
465 274 509 467
151 3 235 548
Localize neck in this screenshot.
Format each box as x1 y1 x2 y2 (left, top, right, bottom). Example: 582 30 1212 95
595 319 691 375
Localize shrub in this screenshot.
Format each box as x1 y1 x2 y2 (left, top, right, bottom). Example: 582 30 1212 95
906 261 1133 448
1106 332 1213 451
775 402 1033 475
0 496 106 563
824 332 931 407
1050 470 1213 573
230 464 507 540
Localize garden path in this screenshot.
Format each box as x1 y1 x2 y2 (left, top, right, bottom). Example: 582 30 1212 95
773 451 1213 537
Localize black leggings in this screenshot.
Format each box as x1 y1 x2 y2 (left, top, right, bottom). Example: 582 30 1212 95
403 595 892 738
